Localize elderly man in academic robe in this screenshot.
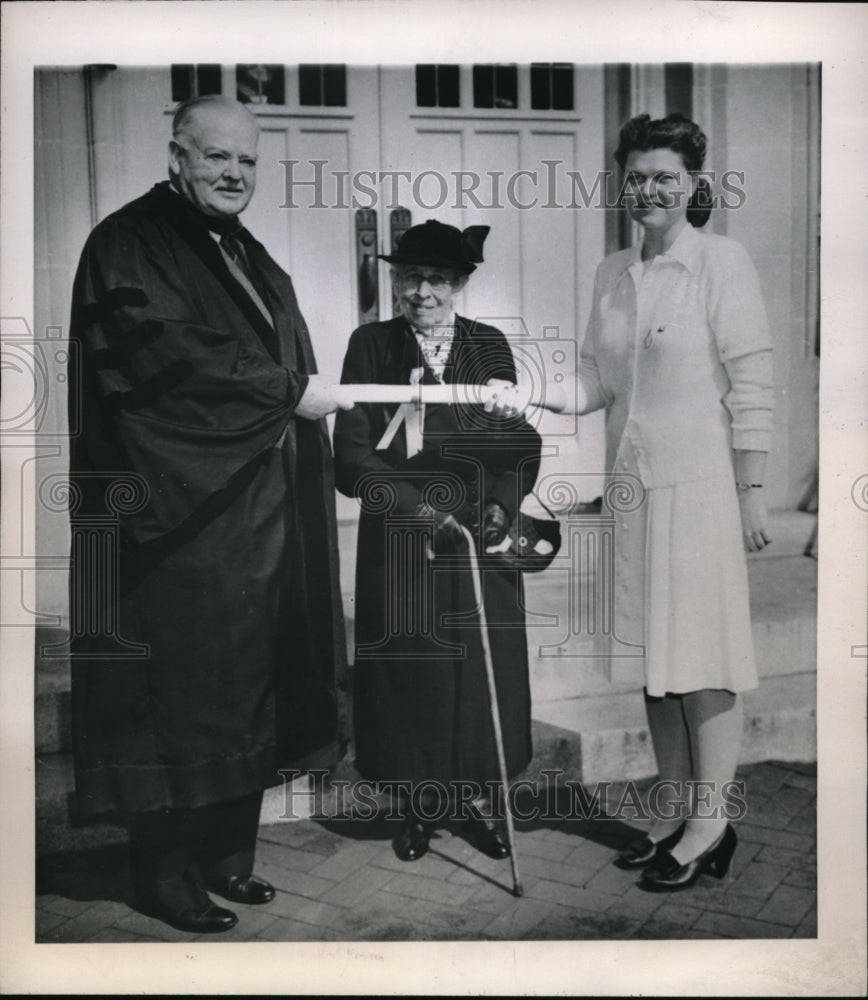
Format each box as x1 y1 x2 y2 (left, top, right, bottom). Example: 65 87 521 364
334 221 544 864
68 95 352 933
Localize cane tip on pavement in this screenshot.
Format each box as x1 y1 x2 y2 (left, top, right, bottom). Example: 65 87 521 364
513 884 524 898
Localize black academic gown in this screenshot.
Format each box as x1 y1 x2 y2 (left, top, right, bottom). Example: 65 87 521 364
333 316 542 790
68 182 348 816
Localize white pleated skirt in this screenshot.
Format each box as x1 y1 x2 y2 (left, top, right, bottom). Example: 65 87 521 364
608 447 759 697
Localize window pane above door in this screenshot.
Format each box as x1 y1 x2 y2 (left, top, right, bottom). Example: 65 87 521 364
171 64 222 102
236 64 285 105
415 64 460 108
299 64 347 106
530 63 574 111
472 64 518 109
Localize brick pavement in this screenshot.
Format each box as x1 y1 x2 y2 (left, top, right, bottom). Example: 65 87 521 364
35 760 817 944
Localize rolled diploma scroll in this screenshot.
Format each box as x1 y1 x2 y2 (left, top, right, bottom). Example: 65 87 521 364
339 383 545 408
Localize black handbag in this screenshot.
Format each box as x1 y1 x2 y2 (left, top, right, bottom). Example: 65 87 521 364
488 492 561 572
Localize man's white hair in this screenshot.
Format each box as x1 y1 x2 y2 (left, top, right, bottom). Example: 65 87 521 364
171 94 258 142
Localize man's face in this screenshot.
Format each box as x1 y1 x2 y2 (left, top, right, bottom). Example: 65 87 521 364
393 265 468 332
169 105 260 218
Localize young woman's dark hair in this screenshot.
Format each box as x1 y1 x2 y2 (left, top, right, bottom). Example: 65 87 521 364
615 113 712 228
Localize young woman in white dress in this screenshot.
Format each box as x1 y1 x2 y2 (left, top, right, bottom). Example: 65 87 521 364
490 113 774 891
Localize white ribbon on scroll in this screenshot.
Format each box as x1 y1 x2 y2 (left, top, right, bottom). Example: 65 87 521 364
348 379 547 452
375 367 426 454
368 375 538 452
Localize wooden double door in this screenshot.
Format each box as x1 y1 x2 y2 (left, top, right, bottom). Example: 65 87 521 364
243 64 607 497
40 63 609 507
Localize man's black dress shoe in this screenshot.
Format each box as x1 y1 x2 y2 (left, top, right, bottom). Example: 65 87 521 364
613 824 685 870
394 814 431 862
136 874 238 933
463 807 510 860
639 824 737 893
205 873 276 905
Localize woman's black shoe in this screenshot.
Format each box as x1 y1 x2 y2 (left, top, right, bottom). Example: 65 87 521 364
639 824 737 893
205 873 276 905
394 814 431 862
613 824 685 870
463 805 510 860
136 873 238 933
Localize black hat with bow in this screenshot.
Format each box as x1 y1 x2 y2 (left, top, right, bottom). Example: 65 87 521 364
379 220 490 274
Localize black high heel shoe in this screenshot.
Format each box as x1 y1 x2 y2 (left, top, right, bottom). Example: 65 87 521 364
394 813 432 862
639 824 737 893
613 824 685 870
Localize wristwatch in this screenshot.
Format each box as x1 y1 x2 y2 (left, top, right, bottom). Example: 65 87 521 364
736 483 763 492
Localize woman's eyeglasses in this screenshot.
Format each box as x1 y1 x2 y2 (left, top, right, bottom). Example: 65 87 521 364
396 269 457 293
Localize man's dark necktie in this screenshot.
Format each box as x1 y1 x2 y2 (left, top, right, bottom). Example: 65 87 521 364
220 232 275 317
218 230 284 363
220 232 258 291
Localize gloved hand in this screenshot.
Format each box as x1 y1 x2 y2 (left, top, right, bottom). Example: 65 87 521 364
482 501 511 548
415 502 464 552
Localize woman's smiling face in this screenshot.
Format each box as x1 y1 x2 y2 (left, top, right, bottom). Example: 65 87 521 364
392 265 468 332
623 147 695 237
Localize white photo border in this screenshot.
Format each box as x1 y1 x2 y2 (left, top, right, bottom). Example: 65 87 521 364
2 1 866 995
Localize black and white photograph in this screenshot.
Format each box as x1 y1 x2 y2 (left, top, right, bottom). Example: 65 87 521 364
1 1 865 995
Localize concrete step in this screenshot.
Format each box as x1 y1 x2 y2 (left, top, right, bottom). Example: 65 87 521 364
35 753 361 855
31 506 819 853
37 667 815 855
33 546 817 755
531 670 816 784
525 551 817 702
35 753 128 856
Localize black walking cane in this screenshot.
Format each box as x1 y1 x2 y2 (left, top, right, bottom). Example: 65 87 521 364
458 524 524 897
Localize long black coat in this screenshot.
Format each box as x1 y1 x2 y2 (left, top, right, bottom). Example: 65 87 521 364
333 316 542 789
69 182 348 816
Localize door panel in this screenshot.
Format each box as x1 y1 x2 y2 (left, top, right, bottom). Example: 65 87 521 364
522 130 579 338
235 121 359 381
462 129 523 323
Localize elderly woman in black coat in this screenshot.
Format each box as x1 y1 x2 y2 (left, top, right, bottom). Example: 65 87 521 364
334 220 544 862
